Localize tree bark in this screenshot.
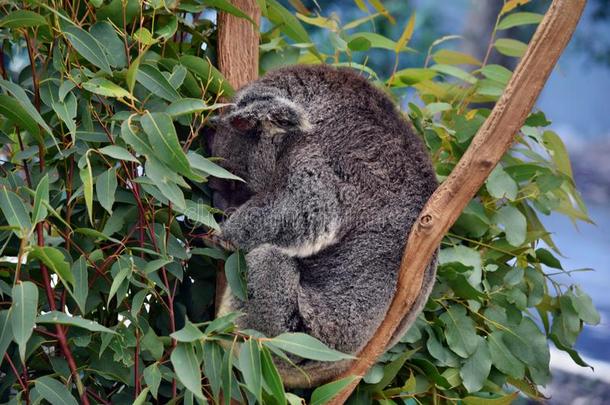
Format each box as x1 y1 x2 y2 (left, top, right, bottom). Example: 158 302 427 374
327 0 587 403
215 1 261 316
217 0 261 91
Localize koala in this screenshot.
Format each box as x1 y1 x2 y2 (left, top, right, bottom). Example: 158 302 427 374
209 64 438 388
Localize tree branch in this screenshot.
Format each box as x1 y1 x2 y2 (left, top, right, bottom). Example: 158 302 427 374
215 0 261 316
327 0 587 402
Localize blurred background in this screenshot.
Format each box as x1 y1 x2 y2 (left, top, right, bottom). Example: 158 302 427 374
274 0 610 402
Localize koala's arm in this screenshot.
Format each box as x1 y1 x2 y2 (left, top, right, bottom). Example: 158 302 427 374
220 161 342 252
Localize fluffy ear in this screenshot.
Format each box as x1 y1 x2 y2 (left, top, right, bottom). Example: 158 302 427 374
229 114 257 132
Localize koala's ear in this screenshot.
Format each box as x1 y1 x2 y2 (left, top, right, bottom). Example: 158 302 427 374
229 114 257 132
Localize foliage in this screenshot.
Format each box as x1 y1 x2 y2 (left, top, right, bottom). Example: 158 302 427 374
0 0 600 405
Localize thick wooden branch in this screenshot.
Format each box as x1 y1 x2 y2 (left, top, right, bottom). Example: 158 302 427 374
217 0 261 90
215 0 261 315
328 0 586 402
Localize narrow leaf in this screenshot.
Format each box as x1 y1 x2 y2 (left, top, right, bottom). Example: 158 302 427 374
10 281 38 361
267 333 354 361
136 64 181 102
171 343 204 399
0 187 32 238
29 246 75 287
63 24 112 74
37 311 116 334
96 168 117 214
33 376 78 405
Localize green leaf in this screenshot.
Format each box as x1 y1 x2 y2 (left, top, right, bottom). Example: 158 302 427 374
439 305 479 358
570 286 600 325
487 332 524 379
80 157 94 224
133 387 150 405
33 376 78 405
202 0 256 23
37 311 116 334
347 36 371 52
0 310 13 363
171 343 204 399
348 32 398 51
203 341 223 401
494 206 527 247
310 376 357 405
224 250 248 301
142 328 164 360
439 245 482 286
265 0 311 44
96 168 117 214
460 339 492 392
107 257 132 306
170 319 205 342
98 145 139 163
0 95 40 138
462 392 518 405
141 112 191 177
145 158 186 210
368 348 417 392
432 49 481 66
267 333 355 361
29 246 75 287
430 64 477 84
70 257 89 314
502 317 550 384
188 152 243 181
395 12 416 52
497 12 543 30
542 130 573 179
10 281 38 361
49 86 77 137
133 27 157 45
479 64 513 85
0 187 32 238
180 55 235 97
90 22 127 68
0 10 47 28
261 346 286 404
239 338 262 401
83 78 132 99
32 174 49 224
486 165 518 200
121 117 156 157
0 79 54 139
180 200 220 231
494 38 528 58
143 363 162 399
155 15 178 40
62 24 112 74
136 64 181 102
166 99 229 117
168 65 187 89
127 54 142 94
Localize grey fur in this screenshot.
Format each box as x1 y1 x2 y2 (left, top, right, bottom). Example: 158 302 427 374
210 64 438 388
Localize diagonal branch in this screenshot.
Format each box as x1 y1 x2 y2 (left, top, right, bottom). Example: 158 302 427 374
327 0 587 402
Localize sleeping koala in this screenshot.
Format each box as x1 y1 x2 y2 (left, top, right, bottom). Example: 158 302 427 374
209 64 438 388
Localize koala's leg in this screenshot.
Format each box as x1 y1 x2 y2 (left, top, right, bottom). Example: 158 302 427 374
236 244 303 337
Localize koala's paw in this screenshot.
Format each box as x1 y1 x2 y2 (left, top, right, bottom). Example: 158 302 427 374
220 214 253 251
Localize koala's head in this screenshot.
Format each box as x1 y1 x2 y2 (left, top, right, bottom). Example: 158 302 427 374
208 90 311 210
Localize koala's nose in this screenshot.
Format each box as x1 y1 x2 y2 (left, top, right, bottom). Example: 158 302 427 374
212 191 231 212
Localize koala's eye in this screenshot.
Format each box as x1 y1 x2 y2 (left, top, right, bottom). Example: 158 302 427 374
275 118 294 127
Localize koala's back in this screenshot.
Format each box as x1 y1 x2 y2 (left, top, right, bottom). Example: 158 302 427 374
252 65 437 232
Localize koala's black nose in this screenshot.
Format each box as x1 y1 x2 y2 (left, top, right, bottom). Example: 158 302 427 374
208 178 253 213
